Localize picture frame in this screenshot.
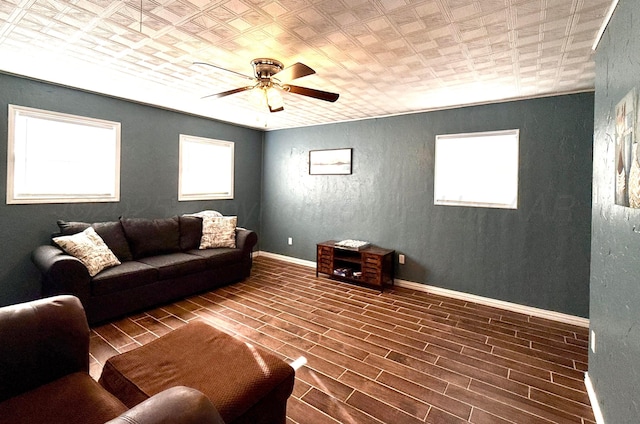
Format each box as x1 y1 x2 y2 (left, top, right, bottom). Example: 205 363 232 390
309 148 352 175
614 88 639 208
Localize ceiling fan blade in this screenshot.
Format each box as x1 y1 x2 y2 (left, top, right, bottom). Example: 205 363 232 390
285 85 339 102
273 62 315 83
268 104 284 113
194 62 255 81
201 86 254 100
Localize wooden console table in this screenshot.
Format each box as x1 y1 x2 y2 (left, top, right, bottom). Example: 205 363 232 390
316 240 395 290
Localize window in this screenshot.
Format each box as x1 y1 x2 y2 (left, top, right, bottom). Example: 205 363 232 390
434 129 519 209
7 105 120 204
178 135 234 201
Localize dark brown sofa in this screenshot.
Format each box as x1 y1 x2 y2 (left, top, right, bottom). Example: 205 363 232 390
0 295 225 424
31 215 258 324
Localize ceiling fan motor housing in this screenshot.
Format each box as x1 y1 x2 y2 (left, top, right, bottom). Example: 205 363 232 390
251 58 284 82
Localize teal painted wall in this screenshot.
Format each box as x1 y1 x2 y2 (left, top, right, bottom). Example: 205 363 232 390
262 93 594 317
0 73 263 306
0 72 595 322
590 0 640 421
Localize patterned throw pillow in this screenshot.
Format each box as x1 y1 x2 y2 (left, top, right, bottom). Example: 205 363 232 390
53 227 121 276
199 216 237 249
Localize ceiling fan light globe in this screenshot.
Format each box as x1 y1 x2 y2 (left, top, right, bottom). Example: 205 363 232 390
266 87 284 111
249 88 267 109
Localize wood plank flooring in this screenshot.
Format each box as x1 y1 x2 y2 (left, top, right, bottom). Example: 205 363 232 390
89 256 595 423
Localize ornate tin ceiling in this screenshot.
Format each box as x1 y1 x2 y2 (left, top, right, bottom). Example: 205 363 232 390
0 0 612 129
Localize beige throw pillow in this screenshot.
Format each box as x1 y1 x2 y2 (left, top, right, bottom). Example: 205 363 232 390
53 227 121 276
200 216 237 249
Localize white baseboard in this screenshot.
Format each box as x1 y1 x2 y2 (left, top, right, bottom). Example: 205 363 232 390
585 372 605 424
256 251 589 328
256 251 316 268
394 278 589 328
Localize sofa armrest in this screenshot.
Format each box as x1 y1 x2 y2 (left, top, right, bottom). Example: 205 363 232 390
0 295 90 402
235 228 258 255
31 245 91 301
105 386 225 424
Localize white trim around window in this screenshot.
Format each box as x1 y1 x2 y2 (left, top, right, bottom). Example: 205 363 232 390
434 129 519 209
7 105 121 204
178 134 234 201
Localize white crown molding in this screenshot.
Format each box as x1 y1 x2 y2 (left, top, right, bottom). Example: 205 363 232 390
592 0 620 51
256 251 589 328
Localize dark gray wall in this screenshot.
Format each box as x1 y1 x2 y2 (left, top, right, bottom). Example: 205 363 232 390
0 73 263 307
590 0 640 421
262 93 594 317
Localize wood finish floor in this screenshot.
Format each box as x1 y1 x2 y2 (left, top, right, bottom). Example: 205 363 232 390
89 256 595 424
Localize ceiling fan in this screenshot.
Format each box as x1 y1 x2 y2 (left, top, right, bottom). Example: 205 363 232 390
195 58 339 113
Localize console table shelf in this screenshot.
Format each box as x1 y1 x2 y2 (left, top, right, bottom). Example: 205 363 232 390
316 241 395 290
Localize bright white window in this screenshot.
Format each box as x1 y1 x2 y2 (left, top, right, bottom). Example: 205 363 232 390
178 135 234 201
7 105 120 204
434 129 519 209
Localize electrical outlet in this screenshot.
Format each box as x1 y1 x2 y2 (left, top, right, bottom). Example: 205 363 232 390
288 237 293 245
591 330 596 353
399 254 405 264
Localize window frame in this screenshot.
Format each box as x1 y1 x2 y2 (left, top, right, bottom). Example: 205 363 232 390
7 104 121 205
178 134 235 201
433 129 520 210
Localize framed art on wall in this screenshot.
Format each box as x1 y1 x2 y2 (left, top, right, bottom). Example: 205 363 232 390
309 148 352 175
614 88 639 208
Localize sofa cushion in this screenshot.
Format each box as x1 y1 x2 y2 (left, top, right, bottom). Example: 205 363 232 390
200 216 237 249
53 227 121 277
92 261 158 296
137 253 207 280
179 215 203 251
120 217 181 259
186 248 243 267
57 220 133 262
0 372 127 424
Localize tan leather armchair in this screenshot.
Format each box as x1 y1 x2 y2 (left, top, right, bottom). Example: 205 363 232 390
0 295 224 424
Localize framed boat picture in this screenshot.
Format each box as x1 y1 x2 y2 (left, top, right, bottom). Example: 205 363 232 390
309 148 352 175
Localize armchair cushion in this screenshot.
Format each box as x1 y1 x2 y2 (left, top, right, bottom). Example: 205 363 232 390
0 372 127 424
105 386 225 424
0 295 89 402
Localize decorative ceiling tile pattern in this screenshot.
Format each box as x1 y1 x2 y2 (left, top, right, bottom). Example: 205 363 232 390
0 0 612 129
